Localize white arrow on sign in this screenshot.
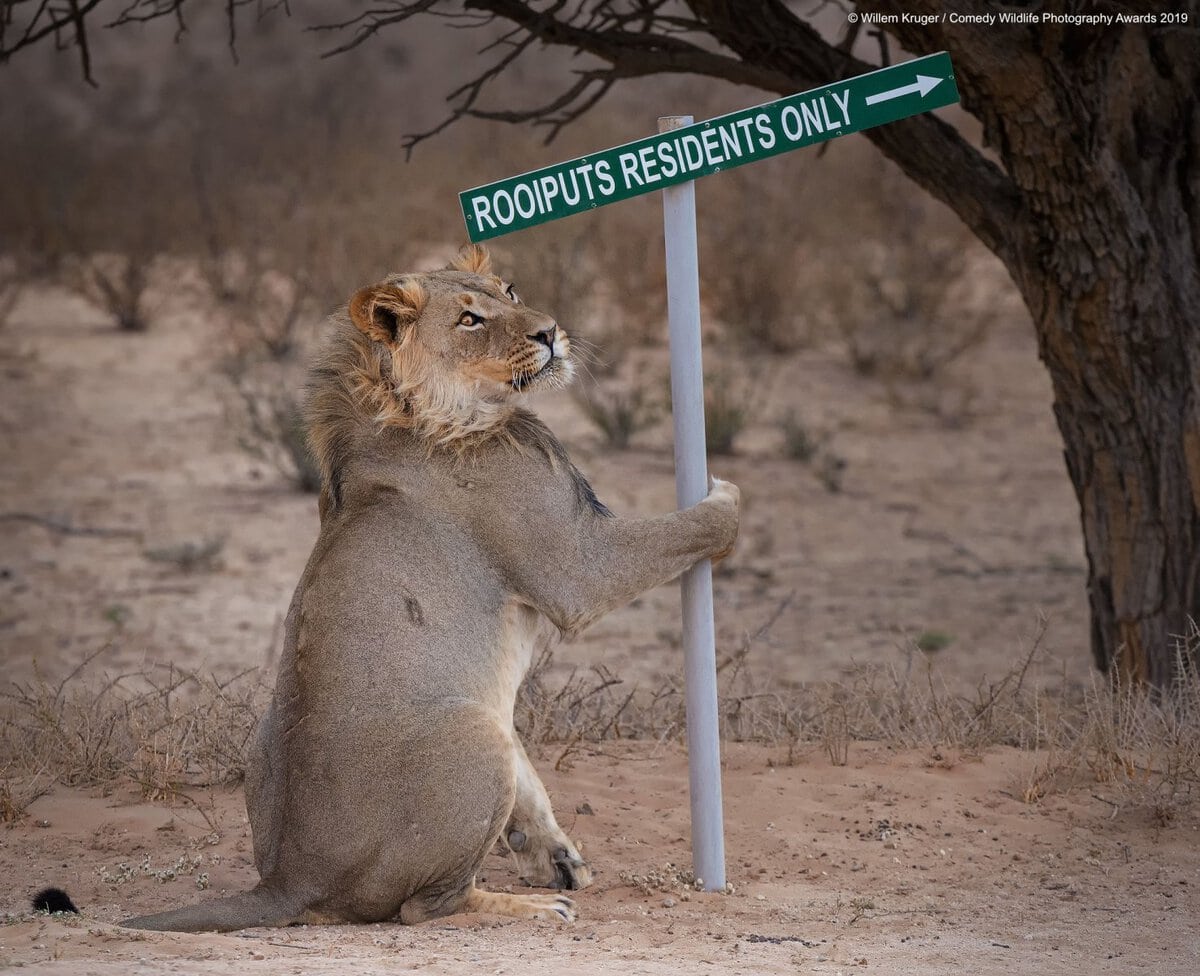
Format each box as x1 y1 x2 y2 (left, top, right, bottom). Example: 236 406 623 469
864 74 944 106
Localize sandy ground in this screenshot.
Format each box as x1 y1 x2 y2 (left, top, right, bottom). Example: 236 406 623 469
3 744 1197 975
5 271 1187 974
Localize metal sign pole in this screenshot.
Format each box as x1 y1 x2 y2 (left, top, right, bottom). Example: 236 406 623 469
658 115 725 892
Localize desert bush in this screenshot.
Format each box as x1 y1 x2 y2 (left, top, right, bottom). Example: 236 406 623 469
0 255 27 329
506 201 668 358
505 222 599 349
201 254 319 361
778 409 822 462
700 368 763 455
830 232 991 381
225 366 322 493
573 379 662 449
71 252 158 333
589 204 667 348
143 536 227 573
776 410 847 491
698 163 812 353
810 163 994 382
1 648 265 813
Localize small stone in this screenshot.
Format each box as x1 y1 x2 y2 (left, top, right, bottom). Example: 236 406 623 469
662 897 676 908
576 802 595 816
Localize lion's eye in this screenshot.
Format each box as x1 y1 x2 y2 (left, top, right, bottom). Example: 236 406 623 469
457 311 485 330
505 284 521 304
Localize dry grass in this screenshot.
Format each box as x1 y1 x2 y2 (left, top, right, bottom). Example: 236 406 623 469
1 643 264 824
3 622 1199 825
515 613 1200 821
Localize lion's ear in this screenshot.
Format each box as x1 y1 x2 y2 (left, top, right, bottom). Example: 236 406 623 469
348 280 427 345
447 244 492 276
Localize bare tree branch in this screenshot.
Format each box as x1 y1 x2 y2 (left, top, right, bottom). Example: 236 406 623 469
0 0 1024 263
306 1 1022 266
0 0 282 74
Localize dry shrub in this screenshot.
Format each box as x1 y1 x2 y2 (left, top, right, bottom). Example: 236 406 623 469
829 233 991 381
505 199 667 356
589 203 667 348
71 252 158 333
223 363 321 493
201 255 320 361
778 409 822 462
0 254 27 330
503 223 598 347
1 646 265 820
811 162 995 384
698 163 813 353
701 366 767 455
573 378 662 450
142 535 227 573
777 410 846 492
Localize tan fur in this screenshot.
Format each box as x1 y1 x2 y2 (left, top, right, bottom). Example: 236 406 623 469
122 247 740 934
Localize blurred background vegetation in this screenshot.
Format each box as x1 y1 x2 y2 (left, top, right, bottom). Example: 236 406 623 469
0 3 996 480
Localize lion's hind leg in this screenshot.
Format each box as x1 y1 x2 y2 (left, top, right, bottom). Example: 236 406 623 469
399 880 575 924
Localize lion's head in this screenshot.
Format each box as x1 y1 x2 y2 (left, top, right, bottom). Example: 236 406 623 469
307 246 575 495
350 244 573 413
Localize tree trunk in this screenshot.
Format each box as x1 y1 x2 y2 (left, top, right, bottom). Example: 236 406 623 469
944 23 1200 685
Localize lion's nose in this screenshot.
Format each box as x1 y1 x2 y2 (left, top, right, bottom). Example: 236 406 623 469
528 323 556 349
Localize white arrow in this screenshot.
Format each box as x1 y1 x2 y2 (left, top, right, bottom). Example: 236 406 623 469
864 74 944 106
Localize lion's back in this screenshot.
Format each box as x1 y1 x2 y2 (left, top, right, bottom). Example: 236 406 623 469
289 492 509 698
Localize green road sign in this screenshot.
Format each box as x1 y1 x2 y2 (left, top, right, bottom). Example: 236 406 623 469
460 51 959 242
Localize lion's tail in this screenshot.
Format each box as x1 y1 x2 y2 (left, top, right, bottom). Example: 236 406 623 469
122 885 307 933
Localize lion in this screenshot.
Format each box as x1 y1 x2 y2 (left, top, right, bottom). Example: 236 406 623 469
122 245 739 932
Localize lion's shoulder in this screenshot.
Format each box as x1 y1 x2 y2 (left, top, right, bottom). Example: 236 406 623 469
505 410 611 518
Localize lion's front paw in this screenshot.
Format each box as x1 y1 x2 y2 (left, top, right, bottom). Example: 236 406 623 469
507 830 593 890
705 476 740 560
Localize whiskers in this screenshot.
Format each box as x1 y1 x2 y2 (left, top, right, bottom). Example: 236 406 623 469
558 334 608 388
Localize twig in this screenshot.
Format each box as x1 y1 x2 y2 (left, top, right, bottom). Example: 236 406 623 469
0 512 142 540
